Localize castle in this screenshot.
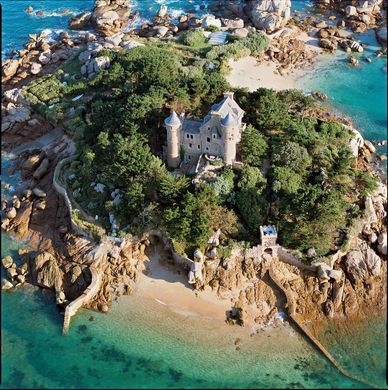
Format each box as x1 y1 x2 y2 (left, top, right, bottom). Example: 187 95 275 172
164 92 246 168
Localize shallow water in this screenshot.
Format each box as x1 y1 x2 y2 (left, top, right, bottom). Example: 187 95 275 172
1 154 386 389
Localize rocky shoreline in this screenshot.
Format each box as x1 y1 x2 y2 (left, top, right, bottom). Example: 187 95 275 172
1 1 387 373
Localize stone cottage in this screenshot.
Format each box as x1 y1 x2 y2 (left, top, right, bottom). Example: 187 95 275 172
164 92 246 168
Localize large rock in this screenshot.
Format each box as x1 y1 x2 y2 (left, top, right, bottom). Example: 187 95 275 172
319 38 337 51
68 12 92 30
364 140 376 153
2 279 14 290
223 18 244 29
6 207 17 220
32 188 46 198
8 201 33 239
157 5 167 18
88 56 110 74
91 0 132 37
233 27 249 38
245 0 291 33
3 88 21 103
345 5 358 16
2 256 14 269
37 259 64 291
30 62 42 75
345 242 382 284
79 50 92 63
3 59 19 79
346 250 368 283
202 14 222 29
32 157 50 180
377 232 387 255
23 154 42 171
38 51 51 65
31 251 63 291
8 106 31 123
349 128 364 157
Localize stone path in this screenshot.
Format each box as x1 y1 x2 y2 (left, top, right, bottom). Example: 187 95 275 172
208 31 228 46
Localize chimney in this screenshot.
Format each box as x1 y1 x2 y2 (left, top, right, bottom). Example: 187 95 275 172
223 91 234 100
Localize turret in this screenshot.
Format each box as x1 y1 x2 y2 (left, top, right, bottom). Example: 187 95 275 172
165 110 181 168
221 112 238 166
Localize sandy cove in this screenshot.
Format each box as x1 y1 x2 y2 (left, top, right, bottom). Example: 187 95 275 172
226 31 324 91
135 245 238 323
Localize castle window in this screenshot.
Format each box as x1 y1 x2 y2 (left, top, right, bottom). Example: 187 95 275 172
206 147 209 151
189 143 192 148
190 134 193 139
186 134 190 139
198 145 200 149
212 134 216 139
188 155 191 160
207 137 211 143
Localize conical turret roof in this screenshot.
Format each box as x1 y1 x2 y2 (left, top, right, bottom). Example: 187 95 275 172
165 110 181 126
221 112 237 127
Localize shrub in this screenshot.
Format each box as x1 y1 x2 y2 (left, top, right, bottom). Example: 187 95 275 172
206 25 219 32
180 29 207 48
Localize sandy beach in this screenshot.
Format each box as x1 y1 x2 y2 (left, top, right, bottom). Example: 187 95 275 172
226 31 325 92
134 246 233 323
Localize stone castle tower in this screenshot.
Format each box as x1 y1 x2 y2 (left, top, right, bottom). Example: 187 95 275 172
221 112 238 166
164 92 246 168
164 110 181 168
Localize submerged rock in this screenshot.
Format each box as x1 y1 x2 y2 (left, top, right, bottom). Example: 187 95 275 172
2 279 14 290
2 256 14 269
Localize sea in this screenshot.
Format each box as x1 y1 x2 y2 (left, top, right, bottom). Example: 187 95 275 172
1 1 387 388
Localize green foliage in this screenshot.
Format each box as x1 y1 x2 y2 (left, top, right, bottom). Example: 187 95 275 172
180 29 208 48
236 188 267 233
206 25 220 32
354 170 378 197
272 166 302 194
95 132 152 188
64 40 374 257
240 124 268 167
272 141 312 174
240 30 269 56
158 173 190 205
211 168 235 202
237 165 267 191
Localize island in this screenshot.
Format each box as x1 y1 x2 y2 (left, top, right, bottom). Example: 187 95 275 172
1 1 386 388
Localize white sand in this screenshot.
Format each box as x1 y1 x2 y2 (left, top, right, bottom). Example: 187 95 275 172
226 31 324 92
227 57 297 91
134 247 232 322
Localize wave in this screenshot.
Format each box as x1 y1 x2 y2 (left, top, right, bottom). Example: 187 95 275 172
31 9 79 18
40 28 65 42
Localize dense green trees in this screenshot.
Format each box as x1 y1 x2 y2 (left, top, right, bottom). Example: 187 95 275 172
239 125 268 167
68 40 376 259
235 166 268 233
272 141 312 174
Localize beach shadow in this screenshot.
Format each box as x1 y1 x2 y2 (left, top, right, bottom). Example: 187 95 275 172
141 244 192 289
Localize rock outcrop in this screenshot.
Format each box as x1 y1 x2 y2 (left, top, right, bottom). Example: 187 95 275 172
68 12 92 30
91 0 132 37
245 0 291 33
315 0 385 34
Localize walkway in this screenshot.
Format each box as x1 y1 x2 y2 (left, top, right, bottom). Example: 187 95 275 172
268 262 377 389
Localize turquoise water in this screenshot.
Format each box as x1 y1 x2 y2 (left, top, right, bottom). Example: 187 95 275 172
1 0 387 388
299 29 387 149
